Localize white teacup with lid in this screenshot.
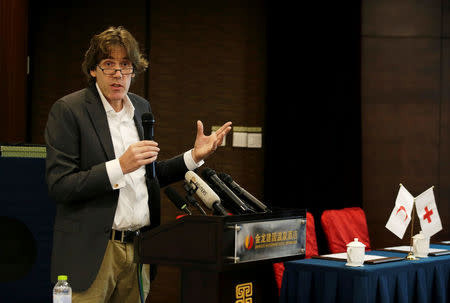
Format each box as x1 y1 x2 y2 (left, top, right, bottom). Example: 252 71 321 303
346 238 366 267
412 231 430 258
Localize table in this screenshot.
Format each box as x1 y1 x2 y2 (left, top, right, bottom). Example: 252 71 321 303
280 244 450 303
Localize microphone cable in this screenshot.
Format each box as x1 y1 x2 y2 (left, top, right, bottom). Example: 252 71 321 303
137 263 144 303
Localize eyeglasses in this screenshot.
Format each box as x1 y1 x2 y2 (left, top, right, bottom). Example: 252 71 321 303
97 65 134 76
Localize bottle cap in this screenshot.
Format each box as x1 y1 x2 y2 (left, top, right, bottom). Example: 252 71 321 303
57 275 68 281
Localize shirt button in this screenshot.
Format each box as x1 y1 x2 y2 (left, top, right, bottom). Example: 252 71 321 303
114 184 119 188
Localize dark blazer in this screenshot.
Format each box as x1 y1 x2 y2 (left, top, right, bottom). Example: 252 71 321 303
45 85 188 291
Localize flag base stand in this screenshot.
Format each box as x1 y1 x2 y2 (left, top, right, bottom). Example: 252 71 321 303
405 191 419 261
406 251 419 260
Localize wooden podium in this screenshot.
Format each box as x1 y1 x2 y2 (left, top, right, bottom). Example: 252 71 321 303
134 209 306 303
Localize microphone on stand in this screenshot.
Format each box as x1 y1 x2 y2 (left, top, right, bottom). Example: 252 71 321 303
164 186 192 215
183 182 207 215
185 171 230 216
202 168 255 214
217 172 271 213
141 112 156 179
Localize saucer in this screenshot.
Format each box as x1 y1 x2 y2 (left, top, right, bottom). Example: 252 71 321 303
345 262 364 267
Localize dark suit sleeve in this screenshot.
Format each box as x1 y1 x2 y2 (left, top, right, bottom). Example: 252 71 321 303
45 99 112 204
155 155 188 187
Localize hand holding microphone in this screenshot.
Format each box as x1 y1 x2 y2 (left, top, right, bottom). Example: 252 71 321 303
142 113 157 178
118 113 160 175
119 140 159 174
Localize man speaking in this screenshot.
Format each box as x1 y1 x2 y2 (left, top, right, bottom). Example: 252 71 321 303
45 26 231 303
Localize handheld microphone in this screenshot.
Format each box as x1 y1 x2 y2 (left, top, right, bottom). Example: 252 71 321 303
217 172 270 213
141 112 156 178
202 168 254 214
185 171 229 216
164 186 192 215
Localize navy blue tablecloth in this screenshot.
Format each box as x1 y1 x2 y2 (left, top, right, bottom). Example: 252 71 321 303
280 244 450 303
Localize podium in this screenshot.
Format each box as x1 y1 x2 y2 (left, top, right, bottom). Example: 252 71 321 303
135 209 306 303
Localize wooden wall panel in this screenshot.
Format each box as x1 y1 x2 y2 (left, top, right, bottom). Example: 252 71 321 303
0 0 28 143
444 0 449 38
438 39 450 242
362 0 449 248
362 0 442 37
362 38 441 247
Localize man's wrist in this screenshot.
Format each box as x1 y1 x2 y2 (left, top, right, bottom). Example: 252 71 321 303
184 149 204 170
106 159 125 189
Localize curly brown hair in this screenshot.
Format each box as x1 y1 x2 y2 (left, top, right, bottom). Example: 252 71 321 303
82 26 149 84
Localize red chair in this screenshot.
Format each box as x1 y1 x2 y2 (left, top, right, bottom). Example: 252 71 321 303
320 207 371 253
304 212 319 258
273 212 318 295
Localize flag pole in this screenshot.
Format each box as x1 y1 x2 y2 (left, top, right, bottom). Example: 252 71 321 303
406 198 418 260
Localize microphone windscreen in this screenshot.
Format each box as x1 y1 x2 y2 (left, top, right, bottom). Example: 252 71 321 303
142 112 155 124
185 170 220 209
202 167 216 179
217 172 233 184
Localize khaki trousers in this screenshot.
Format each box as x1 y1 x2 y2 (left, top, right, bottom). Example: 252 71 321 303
73 240 150 303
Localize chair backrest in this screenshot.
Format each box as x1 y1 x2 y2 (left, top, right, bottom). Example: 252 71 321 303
305 211 318 258
320 207 371 253
273 211 318 294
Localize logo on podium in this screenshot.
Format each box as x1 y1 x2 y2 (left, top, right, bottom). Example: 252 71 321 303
235 282 253 303
234 218 306 262
244 235 254 250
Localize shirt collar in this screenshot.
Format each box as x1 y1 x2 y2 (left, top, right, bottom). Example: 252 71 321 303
95 82 135 120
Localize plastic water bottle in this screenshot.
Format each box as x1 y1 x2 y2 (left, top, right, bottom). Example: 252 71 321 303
53 275 72 303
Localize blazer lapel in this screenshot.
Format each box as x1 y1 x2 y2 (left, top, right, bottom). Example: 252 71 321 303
130 96 145 140
85 86 116 161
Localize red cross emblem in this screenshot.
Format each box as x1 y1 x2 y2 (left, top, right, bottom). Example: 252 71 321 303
423 206 433 223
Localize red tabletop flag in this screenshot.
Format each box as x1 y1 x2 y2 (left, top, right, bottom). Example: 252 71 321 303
415 186 442 237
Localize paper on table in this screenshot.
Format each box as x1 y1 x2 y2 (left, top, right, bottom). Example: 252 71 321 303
319 253 395 261
383 246 448 253
382 246 412 252
319 253 347 259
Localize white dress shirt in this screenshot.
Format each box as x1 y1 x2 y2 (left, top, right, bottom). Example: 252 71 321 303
95 83 203 231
